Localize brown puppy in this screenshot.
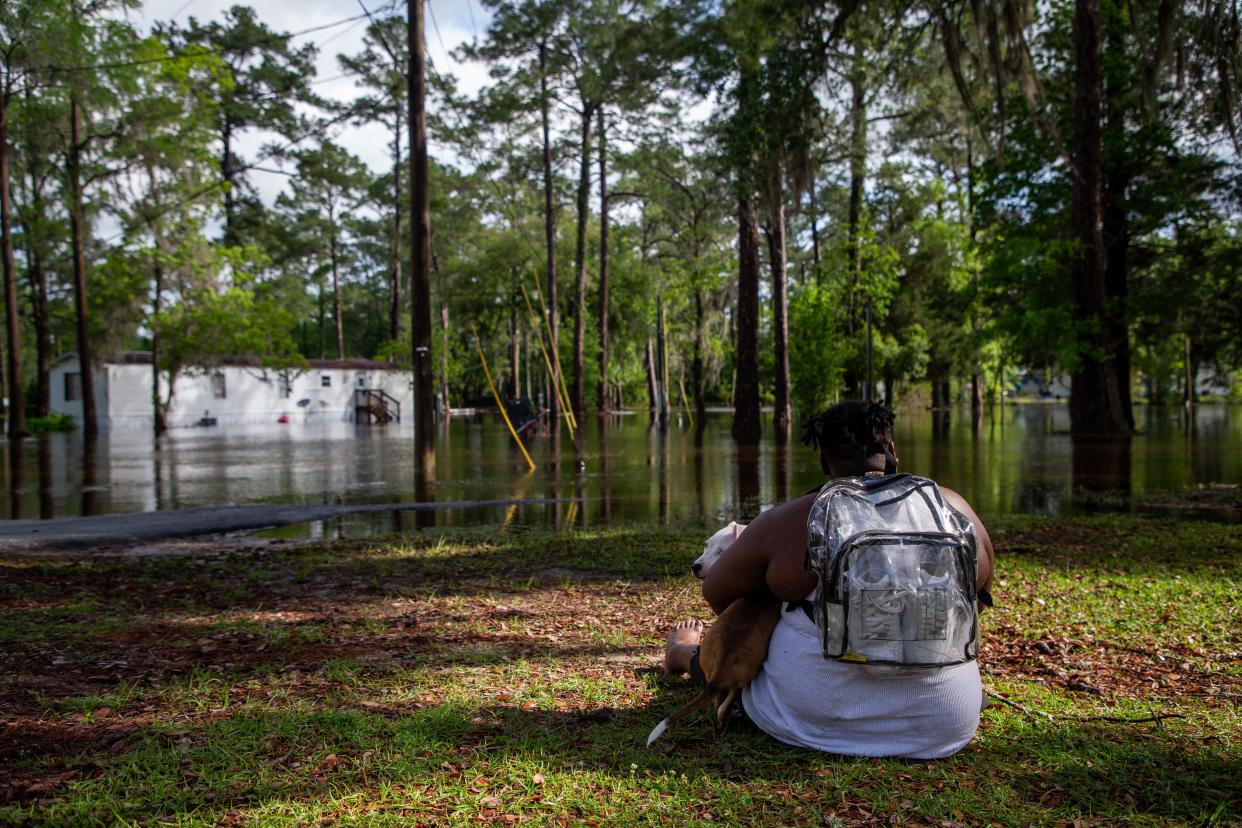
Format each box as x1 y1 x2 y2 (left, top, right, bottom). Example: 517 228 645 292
646 594 781 746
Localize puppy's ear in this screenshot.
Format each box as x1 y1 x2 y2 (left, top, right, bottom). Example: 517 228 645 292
729 522 745 540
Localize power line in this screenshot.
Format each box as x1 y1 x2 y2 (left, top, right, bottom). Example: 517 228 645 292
465 0 480 41
426 1 450 59
167 0 200 23
317 15 371 51
55 106 362 260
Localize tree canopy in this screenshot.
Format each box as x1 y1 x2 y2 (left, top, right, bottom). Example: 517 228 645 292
0 0 1237 438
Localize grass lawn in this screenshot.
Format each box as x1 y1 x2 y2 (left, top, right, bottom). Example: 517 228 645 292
1 515 1239 826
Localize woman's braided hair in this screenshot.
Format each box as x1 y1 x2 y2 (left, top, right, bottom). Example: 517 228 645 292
801 401 896 473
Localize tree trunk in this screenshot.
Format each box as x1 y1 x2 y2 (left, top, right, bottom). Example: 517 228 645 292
733 195 762 445
1183 333 1194 407
68 96 97 437
656 297 669 423
1102 7 1134 430
440 302 450 414
1068 0 1130 435
693 288 705 418
808 173 821 269
152 256 166 436
389 110 403 342
539 39 559 432
509 304 520 398
596 107 610 415
645 336 658 422
317 278 326 359
0 93 26 437
971 371 983 429
221 116 237 246
846 39 867 337
985 2 1007 158
571 103 593 419
766 194 791 443
22 99 50 419
331 225 344 359
408 0 435 470
24 235 49 419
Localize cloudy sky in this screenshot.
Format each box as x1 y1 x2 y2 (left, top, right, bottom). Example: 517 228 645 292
130 0 493 204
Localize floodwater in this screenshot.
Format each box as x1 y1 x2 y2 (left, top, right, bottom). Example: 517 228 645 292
1 403 1238 534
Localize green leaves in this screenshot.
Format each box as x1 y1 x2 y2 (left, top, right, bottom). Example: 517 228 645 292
788 284 847 415
154 245 303 376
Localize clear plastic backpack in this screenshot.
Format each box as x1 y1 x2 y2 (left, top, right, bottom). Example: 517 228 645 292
805 474 979 667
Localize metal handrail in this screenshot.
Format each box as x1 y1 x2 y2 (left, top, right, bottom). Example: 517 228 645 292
355 388 402 423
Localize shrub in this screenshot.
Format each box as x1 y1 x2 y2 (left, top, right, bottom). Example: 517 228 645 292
28 413 75 433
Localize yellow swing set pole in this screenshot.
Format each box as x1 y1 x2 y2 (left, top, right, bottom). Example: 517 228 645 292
520 284 576 441
678 374 695 427
528 273 578 431
473 325 536 471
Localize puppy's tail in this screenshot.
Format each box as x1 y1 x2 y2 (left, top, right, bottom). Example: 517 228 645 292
715 688 739 728
645 689 713 747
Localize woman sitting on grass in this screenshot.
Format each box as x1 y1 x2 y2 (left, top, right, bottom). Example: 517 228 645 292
665 400 996 759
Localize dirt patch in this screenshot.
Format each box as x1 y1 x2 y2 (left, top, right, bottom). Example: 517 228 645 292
984 621 1242 703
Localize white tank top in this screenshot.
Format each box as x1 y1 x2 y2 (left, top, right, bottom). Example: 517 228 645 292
741 598 983 759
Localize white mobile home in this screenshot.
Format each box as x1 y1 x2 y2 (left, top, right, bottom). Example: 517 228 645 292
50 352 413 431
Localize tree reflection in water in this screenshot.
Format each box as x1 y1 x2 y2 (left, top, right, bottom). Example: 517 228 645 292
4 405 1236 527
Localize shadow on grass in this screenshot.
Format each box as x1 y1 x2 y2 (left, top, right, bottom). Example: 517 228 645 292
4 521 1241 823
6 694 1239 825
971 718 1240 824
0 527 701 612
990 515 1241 576
6 518 1238 645
0 527 701 700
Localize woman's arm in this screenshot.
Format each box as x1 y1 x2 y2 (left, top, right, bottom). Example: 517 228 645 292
941 486 995 596
702 495 818 614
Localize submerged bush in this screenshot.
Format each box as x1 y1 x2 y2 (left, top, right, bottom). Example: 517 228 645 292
28 413 75 433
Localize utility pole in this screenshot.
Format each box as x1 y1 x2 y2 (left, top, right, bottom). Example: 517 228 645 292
409 0 435 480
864 297 873 402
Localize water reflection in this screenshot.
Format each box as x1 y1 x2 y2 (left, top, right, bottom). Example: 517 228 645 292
80 433 98 517
0 403 1237 526
8 437 24 520
736 443 761 522
599 416 613 524
1072 435 1134 510
693 420 706 521
37 437 52 519
657 426 668 526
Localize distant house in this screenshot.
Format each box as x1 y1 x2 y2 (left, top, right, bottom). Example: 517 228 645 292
1011 372 1072 399
50 352 412 430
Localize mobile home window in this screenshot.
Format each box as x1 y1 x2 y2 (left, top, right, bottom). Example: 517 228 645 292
321 374 331 387
64 372 81 401
212 372 227 399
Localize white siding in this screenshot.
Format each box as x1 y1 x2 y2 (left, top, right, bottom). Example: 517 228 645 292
49 359 107 426
168 366 413 428
109 364 154 423
49 356 414 431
